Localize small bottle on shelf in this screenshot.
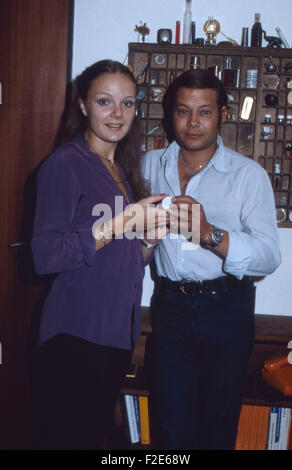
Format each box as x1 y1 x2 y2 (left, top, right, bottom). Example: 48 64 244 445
264 114 271 124
223 57 234 87
183 0 192 44
285 143 292 157
169 72 175 84
251 13 263 47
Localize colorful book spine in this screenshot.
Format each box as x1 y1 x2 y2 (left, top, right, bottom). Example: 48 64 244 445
279 408 291 450
255 405 270 450
288 410 292 450
267 407 280 450
133 395 141 441
138 395 150 445
235 405 270 450
124 394 139 444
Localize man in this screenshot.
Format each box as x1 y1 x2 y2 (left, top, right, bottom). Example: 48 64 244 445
141 70 281 450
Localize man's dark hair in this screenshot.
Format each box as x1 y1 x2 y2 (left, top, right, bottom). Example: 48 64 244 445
162 69 228 143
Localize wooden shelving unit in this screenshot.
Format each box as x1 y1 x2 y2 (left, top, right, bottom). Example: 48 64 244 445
110 42 292 450
111 309 292 449
128 42 292 227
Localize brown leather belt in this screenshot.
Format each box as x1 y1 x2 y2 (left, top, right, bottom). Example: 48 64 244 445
157 275 251 295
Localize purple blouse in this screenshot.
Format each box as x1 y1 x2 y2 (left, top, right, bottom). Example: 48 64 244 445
31 134 145 350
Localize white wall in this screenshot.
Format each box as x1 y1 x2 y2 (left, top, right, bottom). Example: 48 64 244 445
72 0 292 315
72 0 292 77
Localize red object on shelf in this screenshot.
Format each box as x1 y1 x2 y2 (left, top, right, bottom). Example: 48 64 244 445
155 138 163 149
175 20 180 44
262 355 292 396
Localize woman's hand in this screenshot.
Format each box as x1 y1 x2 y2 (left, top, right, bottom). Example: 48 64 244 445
94 194 170 251
96 194 169 241
123 194 170 240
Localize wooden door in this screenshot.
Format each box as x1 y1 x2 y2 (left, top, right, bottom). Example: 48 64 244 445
0 0 73 449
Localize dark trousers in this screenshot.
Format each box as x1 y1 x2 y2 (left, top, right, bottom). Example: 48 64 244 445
31 334 131 450
151 278 255 450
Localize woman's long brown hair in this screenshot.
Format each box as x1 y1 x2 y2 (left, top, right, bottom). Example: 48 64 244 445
58 60 148 201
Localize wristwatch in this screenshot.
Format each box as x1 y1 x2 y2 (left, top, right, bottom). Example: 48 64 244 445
205 226 224 248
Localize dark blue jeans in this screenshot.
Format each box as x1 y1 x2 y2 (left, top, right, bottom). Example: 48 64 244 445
151 278 255 450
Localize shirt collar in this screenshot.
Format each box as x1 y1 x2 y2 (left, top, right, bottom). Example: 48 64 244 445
72 133 134 200
211 136 235 174
161 136 235 174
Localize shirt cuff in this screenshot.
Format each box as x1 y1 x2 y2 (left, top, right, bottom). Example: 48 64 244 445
77 227 96 267
223 231 252 280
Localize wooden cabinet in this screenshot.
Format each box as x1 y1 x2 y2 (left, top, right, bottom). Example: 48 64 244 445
128 43 292 227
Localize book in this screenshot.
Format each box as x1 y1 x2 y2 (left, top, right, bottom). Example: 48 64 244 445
235 405 250 450
138 395 150 445
235 405 270 450
287 411 292 450
279 408 291 450
124 394 139 443
254 406 270 450
267 407 280 450
133 395 141 441
267 407 292 450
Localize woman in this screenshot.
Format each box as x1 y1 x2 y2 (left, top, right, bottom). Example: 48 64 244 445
31 60 168 449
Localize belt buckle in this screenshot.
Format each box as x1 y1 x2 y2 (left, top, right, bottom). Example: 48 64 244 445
179 282 188 295
179 280 200 295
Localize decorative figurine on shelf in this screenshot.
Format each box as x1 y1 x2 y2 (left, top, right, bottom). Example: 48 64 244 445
262 30 283 48
134 21 150 42
265 57 277 72
203 16 220 45
284 63 292 73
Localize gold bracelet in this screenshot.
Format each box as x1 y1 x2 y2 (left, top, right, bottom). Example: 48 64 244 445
104 221 115 240
99 224 107 246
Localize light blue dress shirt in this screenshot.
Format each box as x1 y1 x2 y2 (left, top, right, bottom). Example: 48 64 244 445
141 137 281 281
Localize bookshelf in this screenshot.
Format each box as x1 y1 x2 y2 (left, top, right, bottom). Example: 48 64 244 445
110 309 292 450
129 43 292 228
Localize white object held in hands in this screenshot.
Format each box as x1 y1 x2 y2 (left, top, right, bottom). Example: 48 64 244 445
161 196 173 211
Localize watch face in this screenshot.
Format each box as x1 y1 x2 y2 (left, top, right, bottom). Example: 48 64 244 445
213 228 223 243
210 227 224 246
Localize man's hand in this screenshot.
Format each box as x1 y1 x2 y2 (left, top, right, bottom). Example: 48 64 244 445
170 195 229 258
170 195 212 245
